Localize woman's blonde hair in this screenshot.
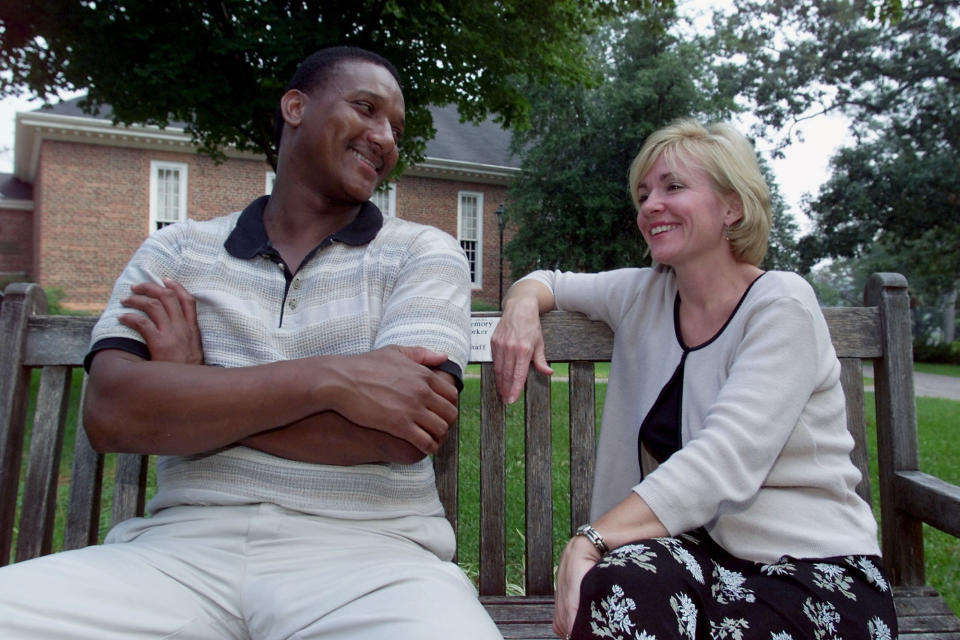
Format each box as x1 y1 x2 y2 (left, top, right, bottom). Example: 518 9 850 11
627 119 771 266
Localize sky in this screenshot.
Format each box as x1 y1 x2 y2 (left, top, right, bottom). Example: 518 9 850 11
0 1 852 229
758 114 852 229
0 95 38 173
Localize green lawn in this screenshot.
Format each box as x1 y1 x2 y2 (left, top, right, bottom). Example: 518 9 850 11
15 370 960 615
863 393 960 613
914 362 960 378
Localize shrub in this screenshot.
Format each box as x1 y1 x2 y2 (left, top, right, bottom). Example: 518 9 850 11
913 340 960 365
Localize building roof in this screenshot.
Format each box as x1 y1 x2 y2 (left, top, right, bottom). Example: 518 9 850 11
35 98 518 168
0 173 33 209
0 173 32 200
29 97 111 119
424 103 517 168
11 96 519 187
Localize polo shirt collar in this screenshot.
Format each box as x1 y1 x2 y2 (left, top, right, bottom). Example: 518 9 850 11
224 195 384 259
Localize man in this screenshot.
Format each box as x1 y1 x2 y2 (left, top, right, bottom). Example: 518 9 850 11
0 46 501 640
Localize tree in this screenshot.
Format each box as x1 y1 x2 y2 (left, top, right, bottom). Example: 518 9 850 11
719 0 959 155
799 135 959 341
800 137 960 277
808 237 958 345
719 0 958 339
503 6 801 276
0 0 659 168
505 7 738 275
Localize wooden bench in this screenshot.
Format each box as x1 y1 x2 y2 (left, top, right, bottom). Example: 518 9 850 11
2 273 958 638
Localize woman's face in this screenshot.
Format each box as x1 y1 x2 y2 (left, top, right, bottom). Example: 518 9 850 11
634 153 742 269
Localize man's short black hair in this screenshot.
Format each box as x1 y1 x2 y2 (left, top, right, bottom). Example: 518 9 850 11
273 46 402 152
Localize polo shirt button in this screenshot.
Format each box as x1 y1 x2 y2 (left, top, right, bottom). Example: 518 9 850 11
288 298 298 310
292 277 302 290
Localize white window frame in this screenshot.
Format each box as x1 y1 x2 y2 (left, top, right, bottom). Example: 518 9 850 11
371 182 397 217
457 191 484 288
265 171 276 195
149 161 188 232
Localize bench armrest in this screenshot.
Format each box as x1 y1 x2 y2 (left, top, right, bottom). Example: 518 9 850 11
894 470 960 538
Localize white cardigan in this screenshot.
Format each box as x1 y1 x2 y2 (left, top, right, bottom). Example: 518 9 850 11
524 268 880 563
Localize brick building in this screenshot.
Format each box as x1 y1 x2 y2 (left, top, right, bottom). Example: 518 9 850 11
0 99 519 311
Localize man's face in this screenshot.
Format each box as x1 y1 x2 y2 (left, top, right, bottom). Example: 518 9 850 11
291 59 405 204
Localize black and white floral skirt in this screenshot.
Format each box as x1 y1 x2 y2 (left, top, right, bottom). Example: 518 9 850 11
572 529 897 640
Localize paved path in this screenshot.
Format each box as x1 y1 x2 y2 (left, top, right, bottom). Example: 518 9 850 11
912 372 960 400
863 364 960 400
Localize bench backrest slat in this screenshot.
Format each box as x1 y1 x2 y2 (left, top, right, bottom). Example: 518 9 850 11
112 454 149 528
568 361 598 533
0 284 48 566
26 316 96 366
822 307 883 358
16 365 71 562
479 364 506 595
434 410 458 548
524 370 553 596
64 393 104 552
839 358 871 503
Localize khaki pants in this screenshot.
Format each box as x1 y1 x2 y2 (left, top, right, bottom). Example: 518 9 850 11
0 503 501 639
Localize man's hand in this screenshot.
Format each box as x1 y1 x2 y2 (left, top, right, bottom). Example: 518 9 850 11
325 345 459 456
119 279 204 364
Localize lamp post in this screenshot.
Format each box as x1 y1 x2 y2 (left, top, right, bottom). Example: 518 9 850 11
495 203 505 309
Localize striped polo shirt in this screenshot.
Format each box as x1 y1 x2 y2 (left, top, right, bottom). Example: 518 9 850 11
87 196 471 519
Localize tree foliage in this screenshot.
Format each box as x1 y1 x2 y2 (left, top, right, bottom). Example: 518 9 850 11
506 7 725 275
503 6 801 276
0 0 660 168
720 0 959 155
800 136 960 278
799 134 960 319
722 0 957 326
807 234 958 344
865 0 904 22
722 0 960 343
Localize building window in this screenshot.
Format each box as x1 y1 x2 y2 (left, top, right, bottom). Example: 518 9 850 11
458 191 483 287
149 161 188 232
265 171 276 194
371 182 397 217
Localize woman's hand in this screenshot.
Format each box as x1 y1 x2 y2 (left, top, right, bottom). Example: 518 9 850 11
553 535 601 639
554 496 669 637
491 281 555 404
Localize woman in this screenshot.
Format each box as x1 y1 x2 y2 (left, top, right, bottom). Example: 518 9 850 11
491 120 897 640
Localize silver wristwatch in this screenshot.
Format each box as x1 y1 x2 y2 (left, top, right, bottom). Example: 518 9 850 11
575 524 609 555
